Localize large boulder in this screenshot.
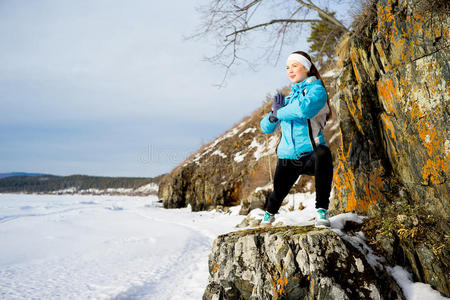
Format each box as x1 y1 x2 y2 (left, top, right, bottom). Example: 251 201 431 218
203 225 404 299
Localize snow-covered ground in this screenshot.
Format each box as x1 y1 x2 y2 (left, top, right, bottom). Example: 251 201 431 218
0 193 447 300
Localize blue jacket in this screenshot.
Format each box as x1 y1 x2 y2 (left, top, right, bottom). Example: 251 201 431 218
260 76 328 159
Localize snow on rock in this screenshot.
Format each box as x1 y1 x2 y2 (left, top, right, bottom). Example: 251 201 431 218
238 127 256 137
330 212 365 230
254 182 272 193
206 127 240 150
332 227 385 271
322 68 339 78
135 182 158 194
388 266 450 300
191 127 241 165
233 151 247 163
249 138 265 160
249 135 278 160
211 149 227 158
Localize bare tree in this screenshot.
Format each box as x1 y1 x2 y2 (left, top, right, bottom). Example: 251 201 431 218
189 0 350 86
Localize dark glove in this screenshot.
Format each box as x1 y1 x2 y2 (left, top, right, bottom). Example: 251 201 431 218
269 93 285 122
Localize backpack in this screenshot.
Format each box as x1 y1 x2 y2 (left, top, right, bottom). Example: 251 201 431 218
302 88 330 151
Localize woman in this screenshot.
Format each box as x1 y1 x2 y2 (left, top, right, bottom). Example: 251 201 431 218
259 51 333 228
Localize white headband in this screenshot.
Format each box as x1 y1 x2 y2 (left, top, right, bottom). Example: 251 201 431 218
287 53 311 71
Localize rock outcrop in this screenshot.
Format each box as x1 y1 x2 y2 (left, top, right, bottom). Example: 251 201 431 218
203 225 404 299
331 0 449 296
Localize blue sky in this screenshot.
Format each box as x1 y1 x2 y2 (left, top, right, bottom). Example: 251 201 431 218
0 0 354 177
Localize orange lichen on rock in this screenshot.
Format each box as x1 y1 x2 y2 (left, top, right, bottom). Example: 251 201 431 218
344 95 364 133
377 0 395 33
362 165 385 209
377 77 397 115
212 263 219 274
380 113 398 157
334 129 385 212
350 48 362 85
333 137 358 212
410 101 423 120
422 158 448 185
411 11 424 37
270 268 290 298
417 117 449 185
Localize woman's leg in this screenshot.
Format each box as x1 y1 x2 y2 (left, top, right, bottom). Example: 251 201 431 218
303 145 333 209
266 158 303 214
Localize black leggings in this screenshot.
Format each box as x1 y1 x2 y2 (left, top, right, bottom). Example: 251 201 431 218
266 145 333 214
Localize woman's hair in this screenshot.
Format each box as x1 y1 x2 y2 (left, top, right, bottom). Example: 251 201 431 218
292 51 332 120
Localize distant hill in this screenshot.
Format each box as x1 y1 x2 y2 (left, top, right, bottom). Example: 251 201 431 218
0 173 165 195
0 172 52 179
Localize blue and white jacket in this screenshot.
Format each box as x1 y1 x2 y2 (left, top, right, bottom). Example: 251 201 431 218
260 76 329 159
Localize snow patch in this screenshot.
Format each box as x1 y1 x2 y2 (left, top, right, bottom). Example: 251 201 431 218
135 183 158 194
238 127 256 137
249 135 277 160
267 135 279 153
387 266 449 300
211 149 227 158
330 212 365 230
249 138 265 160
322 68 339 78
234 151 247 163
254 183 272 193
51 184 158 196
192 127 240 165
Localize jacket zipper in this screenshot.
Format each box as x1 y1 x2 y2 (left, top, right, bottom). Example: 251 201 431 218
291 120 296 156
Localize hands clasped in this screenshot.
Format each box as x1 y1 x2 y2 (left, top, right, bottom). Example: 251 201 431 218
269 93 285 122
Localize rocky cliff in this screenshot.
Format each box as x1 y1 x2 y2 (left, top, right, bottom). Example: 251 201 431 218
330 0 449 296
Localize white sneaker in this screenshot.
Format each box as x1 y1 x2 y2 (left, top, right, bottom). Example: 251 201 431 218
260 211 275 225
315 208 331 228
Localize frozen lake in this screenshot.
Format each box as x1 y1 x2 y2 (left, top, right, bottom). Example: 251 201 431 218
0 193 246 299
0 193 444 300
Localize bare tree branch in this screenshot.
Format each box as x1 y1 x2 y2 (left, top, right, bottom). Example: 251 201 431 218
225 18 321 38
190 0 350 85
234 0 262 11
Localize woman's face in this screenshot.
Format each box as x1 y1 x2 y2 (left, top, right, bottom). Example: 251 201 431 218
286 60 308 83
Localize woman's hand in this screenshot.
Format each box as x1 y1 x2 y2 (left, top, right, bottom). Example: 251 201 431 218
272 93 285 116
269 93 285 123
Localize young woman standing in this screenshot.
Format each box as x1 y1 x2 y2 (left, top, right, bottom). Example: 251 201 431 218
259 51 333 228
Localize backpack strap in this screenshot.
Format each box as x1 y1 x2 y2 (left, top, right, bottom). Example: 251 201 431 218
303 88 316 151
307 119 317 152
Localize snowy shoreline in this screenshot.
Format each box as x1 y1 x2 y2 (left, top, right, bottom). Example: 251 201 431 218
0 182 159 197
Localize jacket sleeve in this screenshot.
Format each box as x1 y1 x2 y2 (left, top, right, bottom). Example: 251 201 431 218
260 112 280 134
276 84 327 121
